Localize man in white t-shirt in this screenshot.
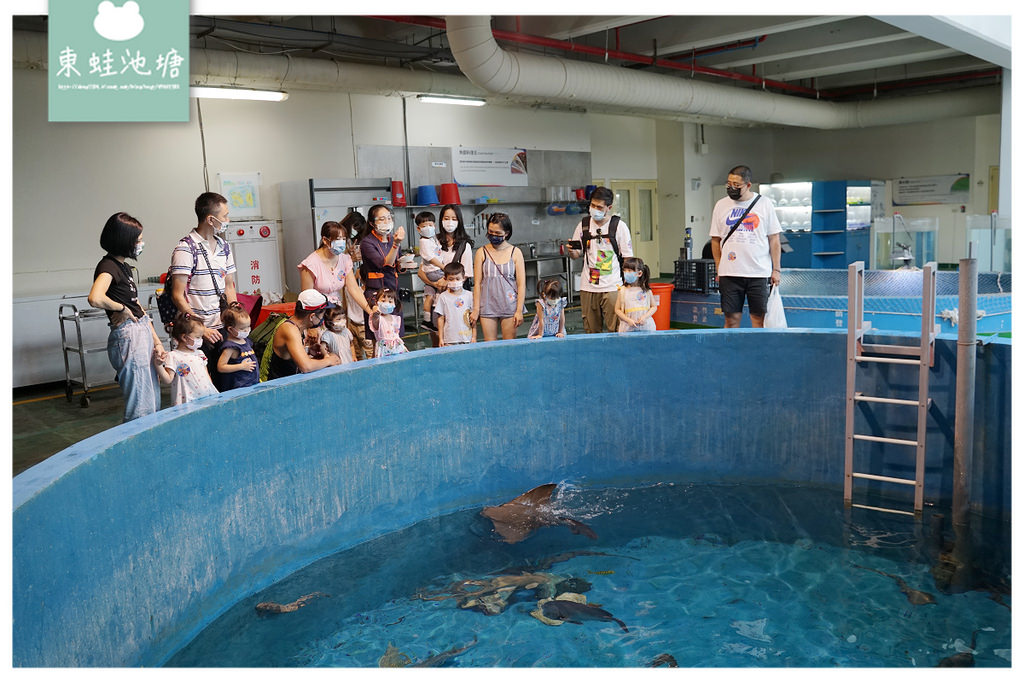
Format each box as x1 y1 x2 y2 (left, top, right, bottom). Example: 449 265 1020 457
567 186 634 333
710 165 782 328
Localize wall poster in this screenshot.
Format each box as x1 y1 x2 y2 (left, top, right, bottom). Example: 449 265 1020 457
218 172 262 219
453 146 528 186
892 174 970 206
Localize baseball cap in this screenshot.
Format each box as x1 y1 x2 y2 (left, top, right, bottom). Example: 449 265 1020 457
295 289 335 313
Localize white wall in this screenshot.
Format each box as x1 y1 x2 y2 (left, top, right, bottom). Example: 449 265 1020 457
590 114 658 182
681 123 776 254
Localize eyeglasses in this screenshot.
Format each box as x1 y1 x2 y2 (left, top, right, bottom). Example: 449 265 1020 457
725 182 747 189
373 215 394 224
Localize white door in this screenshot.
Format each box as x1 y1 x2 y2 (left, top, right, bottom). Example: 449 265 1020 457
610 180 660 275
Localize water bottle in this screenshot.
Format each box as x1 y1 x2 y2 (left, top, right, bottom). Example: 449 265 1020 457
683 227 693 261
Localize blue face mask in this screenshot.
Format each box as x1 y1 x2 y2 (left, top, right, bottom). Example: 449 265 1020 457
623 271 639 284
487 233 505 246
329 239 345 255
378 301 395 315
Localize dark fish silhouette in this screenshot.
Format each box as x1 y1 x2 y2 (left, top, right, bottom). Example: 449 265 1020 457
255 591 328 614
648 653 678 667
411 638 478 667
852 564 937 605
541 599 628 632
481 483 598 544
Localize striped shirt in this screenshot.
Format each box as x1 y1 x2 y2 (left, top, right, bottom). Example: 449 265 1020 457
168 230 236 329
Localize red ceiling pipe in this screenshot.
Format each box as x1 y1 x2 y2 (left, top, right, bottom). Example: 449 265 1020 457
369 15 819 96
820 68 1002 98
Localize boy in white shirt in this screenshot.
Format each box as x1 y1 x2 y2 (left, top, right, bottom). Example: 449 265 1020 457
435 261 476 346
416 210 444 331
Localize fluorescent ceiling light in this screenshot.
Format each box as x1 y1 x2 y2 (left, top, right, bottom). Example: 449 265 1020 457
190 86 289 102
416 94 486 107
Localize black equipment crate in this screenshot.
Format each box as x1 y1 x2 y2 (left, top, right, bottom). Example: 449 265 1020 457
674 259 718 294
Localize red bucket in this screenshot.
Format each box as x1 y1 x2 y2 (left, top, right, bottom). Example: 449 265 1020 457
391 180 407 207
439 182 461 205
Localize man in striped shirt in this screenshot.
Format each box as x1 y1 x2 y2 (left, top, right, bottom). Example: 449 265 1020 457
168 192 238 387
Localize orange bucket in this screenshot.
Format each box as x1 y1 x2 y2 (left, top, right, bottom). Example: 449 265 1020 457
649 283 674 330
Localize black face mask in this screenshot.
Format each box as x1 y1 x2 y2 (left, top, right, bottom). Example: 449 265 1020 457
726 186 744 201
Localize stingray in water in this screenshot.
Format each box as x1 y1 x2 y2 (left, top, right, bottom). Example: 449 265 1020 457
481 483 598 544
852 564 937 606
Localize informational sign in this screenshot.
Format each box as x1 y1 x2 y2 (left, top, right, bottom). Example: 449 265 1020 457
48 0 189 122
892 174 970 206
453 147 529 186
219 172 263 219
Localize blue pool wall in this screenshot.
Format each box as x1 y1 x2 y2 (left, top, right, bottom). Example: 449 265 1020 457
12 329 1011 667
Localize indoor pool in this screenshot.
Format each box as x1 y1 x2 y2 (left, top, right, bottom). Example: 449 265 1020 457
168 482 1011 667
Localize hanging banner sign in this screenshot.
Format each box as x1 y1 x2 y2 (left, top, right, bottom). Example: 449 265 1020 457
892 174 970 206
453 147 529 186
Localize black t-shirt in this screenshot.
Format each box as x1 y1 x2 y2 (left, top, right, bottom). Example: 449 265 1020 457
93 255 145 320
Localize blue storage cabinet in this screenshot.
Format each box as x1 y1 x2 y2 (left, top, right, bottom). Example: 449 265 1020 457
780 231 811 268
811 180 848 268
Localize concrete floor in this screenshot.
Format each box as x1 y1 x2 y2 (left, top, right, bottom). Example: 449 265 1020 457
11 305 589 477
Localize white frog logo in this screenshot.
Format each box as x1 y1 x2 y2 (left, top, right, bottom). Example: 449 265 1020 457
93 1 145 42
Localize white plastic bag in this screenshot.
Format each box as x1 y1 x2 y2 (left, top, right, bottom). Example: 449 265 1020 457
764 284 787 328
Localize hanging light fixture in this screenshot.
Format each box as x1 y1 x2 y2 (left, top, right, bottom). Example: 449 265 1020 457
190 86 289 102
416 94 486 107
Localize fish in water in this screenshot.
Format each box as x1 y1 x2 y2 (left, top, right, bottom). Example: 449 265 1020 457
852 564 937 606
936 630 979 667
541 599 628 632
379 638 477 667
481 483 598 544
255 591 328 614
418 572 564 615
648 653 678 667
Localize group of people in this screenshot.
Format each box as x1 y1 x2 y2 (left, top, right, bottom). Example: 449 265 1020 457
89 170 781 423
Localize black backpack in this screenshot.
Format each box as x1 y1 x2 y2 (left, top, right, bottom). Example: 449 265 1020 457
581 215 624 272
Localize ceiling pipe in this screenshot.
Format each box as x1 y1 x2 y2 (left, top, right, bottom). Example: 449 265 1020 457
443 15 1000 129
371 15 817 96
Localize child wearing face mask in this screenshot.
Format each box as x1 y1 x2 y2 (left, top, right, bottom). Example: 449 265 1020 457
527 278 568 339
215 305 259 390
155 313 219 405
415 211 444 330
319 306 356 363
614 256 657 332
434 262 476 346
369 288 408 357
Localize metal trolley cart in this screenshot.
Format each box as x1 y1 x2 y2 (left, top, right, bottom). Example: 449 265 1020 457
58 303 111 407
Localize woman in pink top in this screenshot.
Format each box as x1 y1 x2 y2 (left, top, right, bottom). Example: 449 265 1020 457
298 221 375 321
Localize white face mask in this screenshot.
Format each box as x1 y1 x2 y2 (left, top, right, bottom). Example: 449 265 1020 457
233 327 250 339
448 278 464 291
419 224 435 238
186 336 203 351
213 217 229 235
441 220 458 233
590 207 607 222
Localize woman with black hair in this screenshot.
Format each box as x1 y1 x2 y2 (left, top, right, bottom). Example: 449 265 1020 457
419 204 475 347
87 212 165 421
470 212 526 341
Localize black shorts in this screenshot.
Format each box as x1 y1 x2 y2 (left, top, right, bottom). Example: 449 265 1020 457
719 276 770 316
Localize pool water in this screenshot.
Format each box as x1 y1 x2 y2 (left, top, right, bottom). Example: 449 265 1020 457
167 482 1011 667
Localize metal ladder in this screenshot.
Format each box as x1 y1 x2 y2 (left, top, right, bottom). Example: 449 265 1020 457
844 261 938 516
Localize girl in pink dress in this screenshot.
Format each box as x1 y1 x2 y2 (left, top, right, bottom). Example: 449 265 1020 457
369 288 408 357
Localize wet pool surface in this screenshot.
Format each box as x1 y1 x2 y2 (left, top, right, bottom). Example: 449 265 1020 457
168 482 1011 667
